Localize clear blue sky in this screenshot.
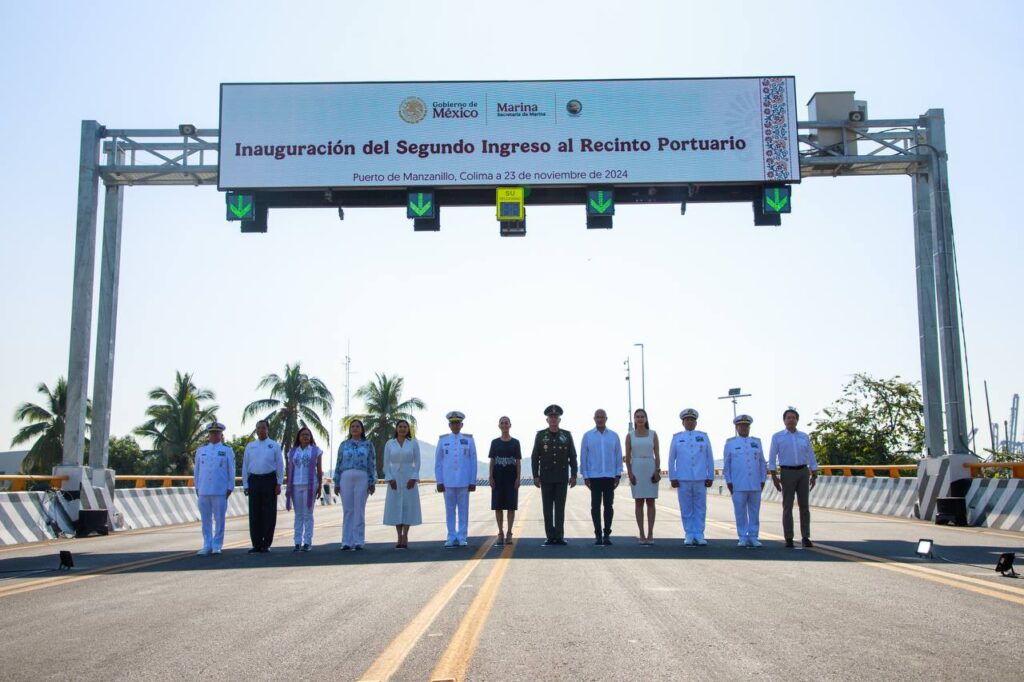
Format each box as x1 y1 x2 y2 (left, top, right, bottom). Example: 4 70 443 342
1 0 1021 456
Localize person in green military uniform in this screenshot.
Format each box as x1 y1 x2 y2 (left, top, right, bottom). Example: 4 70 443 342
531 404 578 546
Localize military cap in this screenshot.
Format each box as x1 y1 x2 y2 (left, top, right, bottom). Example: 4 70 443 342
679 408 699 420
734 414 753 425
544 404 564 417
446 410 465 422
205 421 226 432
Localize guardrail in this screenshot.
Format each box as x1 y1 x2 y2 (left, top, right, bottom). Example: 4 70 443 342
964 462 1024 479
0 475 68 491
1 465 936 492
816 465 917 478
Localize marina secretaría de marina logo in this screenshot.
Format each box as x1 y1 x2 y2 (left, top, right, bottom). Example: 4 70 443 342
565 99 583 116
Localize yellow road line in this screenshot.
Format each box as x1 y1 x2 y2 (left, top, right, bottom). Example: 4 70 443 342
357 514 516 682
429 496 531 682
696 516 1024 606
0 516 338 599
754 497 1024 541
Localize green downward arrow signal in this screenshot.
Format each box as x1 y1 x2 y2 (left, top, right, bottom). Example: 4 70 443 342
589 191 613 214
229 195 253 219
409 193 433 217
765 188 790 212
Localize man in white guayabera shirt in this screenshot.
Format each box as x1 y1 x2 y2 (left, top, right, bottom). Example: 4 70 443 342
580 409 622 546
242 420 284 553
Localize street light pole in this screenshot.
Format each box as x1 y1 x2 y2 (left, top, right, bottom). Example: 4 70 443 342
633 343 646 410
624 358 633 432
717 387 752 419
327 417 335 475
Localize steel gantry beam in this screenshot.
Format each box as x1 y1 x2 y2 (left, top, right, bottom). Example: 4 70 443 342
61 113 971 485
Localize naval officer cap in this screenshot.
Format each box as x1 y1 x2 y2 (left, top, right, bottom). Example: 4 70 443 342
544 404 564 417
205 420 226 432
679 408 699 420
446 411 465 422
734 414 753 425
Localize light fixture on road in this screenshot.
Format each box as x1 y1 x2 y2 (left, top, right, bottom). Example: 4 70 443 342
995 552 1017 577
915 539 933 558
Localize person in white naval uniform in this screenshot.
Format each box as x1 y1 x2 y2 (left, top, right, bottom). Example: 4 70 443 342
723 414 768 547
435 411 478 548
194 421 235 556
668 408 714 545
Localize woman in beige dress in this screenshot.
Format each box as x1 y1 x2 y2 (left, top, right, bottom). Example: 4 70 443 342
625 408 660 545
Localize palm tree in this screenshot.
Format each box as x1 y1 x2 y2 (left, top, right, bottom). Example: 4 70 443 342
11 377 90 474
134 371 218 475
347 372 425 476
242 362 333 456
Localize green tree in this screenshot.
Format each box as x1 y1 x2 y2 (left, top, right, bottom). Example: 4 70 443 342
107 435 151 474
810 373 924 468
225 434 252 478
347 372 425 476
134 371 218 475
242 362 333 457
11 377 91 474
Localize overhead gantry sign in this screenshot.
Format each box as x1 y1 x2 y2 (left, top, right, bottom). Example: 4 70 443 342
217 77 801 233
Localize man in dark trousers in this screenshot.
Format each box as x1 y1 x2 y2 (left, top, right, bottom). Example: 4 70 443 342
768 408 819 548
532 404 578 546
242 419 284 552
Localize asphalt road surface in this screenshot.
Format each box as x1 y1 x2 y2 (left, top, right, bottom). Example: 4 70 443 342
1 482 1022 681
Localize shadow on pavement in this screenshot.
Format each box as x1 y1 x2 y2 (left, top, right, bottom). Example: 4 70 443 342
2 535 1021 579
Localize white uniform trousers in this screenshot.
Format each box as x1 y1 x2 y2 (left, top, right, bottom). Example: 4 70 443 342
676 481 708 540
443 487 470 542
731 490 762 540
198 494 228 551
340 469 369 547
293 488 315 545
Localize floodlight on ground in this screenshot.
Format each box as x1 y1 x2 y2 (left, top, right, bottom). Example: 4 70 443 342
995 552 1017 577
915 539 933 558
58 550 74 570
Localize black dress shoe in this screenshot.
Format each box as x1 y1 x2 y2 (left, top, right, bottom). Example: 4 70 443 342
293 545 301 553
785 539 795 548
542 539 554 547
247 548 260 554
603 536 613 546
555 539 568 546
594 535 604 546
802 538 814 548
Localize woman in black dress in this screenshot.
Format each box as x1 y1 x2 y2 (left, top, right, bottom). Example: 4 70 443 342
488 416 522 545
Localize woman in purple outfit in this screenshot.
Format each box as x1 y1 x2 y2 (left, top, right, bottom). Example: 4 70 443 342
286 426 323 552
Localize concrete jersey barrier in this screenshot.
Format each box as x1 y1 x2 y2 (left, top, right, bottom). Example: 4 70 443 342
712 474 919 518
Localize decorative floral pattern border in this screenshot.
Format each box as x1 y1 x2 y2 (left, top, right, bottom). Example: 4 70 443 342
760 78 792 180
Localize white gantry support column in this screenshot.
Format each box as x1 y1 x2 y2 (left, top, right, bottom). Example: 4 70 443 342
925 109 971 455
89 146 124 471
61 120 102 469
912 170 945 458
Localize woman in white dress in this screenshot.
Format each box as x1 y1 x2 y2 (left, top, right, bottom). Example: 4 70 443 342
625 408 661 545
382 420 422 549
